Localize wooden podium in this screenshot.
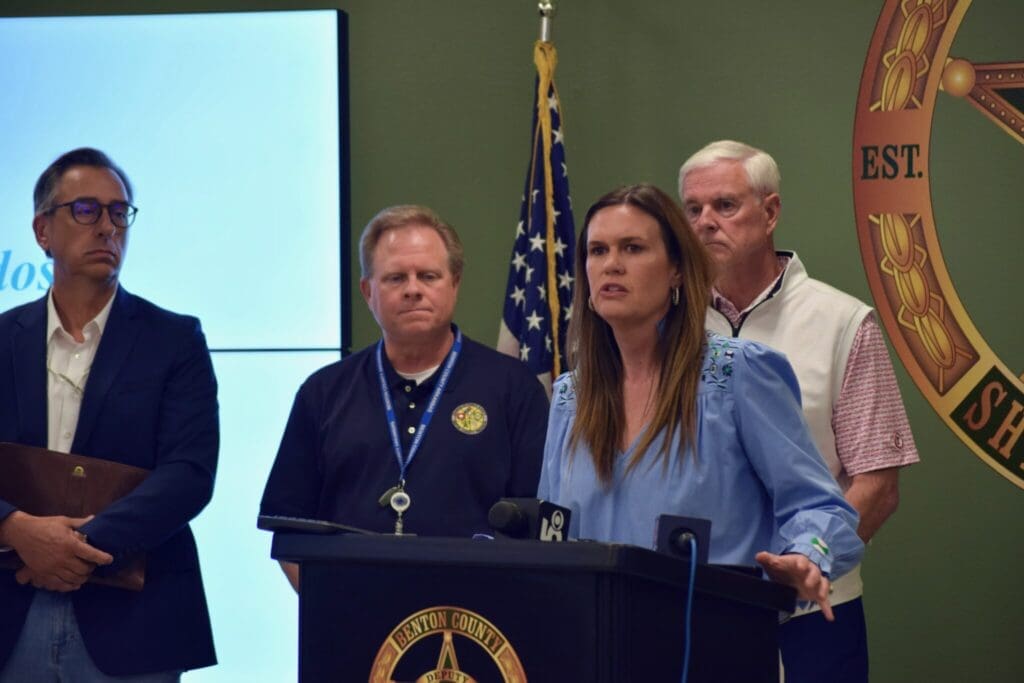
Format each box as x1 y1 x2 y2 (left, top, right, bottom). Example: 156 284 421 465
272 533 794 683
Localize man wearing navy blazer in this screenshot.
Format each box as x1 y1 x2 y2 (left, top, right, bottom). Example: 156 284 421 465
0 148 219 681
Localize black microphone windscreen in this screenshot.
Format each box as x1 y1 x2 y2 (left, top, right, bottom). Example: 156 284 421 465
487 500 529 537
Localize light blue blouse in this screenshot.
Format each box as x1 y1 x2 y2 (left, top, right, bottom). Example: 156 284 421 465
539 333 863 579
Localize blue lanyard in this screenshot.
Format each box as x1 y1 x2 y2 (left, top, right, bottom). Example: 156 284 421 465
375 327 463 482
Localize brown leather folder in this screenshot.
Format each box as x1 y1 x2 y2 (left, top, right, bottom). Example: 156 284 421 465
0 442 149 591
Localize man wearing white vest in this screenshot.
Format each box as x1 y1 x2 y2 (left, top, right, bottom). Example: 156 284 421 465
679 140 919 683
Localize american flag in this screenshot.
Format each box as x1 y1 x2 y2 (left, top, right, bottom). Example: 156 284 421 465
497 40 575 393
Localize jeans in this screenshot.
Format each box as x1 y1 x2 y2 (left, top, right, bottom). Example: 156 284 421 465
0 590 181 683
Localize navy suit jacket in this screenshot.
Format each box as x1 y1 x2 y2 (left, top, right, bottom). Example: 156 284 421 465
0 288 218 676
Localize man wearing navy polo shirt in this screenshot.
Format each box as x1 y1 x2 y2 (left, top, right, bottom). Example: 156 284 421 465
260 205 548 590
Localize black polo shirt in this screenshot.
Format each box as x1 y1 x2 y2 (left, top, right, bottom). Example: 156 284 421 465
260 333 548 537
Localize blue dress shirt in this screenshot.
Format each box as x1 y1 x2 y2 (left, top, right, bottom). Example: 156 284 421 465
539 333 863 579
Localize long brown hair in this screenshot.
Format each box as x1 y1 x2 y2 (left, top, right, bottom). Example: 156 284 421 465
567 184 713 484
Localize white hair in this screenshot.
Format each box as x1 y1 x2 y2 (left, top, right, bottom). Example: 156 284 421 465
678 140 781 199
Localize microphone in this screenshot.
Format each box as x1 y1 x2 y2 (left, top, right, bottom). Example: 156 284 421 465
671 531 697 555
488 498 571 542
655 514 712 565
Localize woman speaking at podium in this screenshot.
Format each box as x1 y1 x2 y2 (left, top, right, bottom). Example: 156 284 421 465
538 184 862 619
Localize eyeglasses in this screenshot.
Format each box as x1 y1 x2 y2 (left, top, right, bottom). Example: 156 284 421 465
46 197 138 229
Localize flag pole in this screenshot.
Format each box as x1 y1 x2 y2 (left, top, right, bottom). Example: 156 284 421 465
539 2 554 42
497 0 576 393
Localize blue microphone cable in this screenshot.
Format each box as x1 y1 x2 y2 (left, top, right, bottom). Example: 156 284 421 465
680 535 697 683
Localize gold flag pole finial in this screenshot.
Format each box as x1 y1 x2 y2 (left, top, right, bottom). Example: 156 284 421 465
538 2 555 42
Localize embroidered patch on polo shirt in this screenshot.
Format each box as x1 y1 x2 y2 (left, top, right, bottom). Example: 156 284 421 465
452 403 487 435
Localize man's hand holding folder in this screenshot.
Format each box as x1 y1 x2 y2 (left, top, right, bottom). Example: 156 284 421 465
0 442 149 590
0 511 113 592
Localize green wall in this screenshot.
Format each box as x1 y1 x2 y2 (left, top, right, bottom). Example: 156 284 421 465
6 1 1022 681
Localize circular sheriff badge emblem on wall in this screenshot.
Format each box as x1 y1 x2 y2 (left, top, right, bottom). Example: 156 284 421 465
854 0 1024 489
370 606 527 682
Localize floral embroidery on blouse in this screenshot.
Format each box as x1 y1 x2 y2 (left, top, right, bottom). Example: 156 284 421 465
702 333 737 389
555 374 577 407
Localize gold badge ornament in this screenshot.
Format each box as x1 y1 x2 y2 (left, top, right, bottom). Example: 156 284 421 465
854 0 1024 489
370 606 527 682
452 403 488 435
